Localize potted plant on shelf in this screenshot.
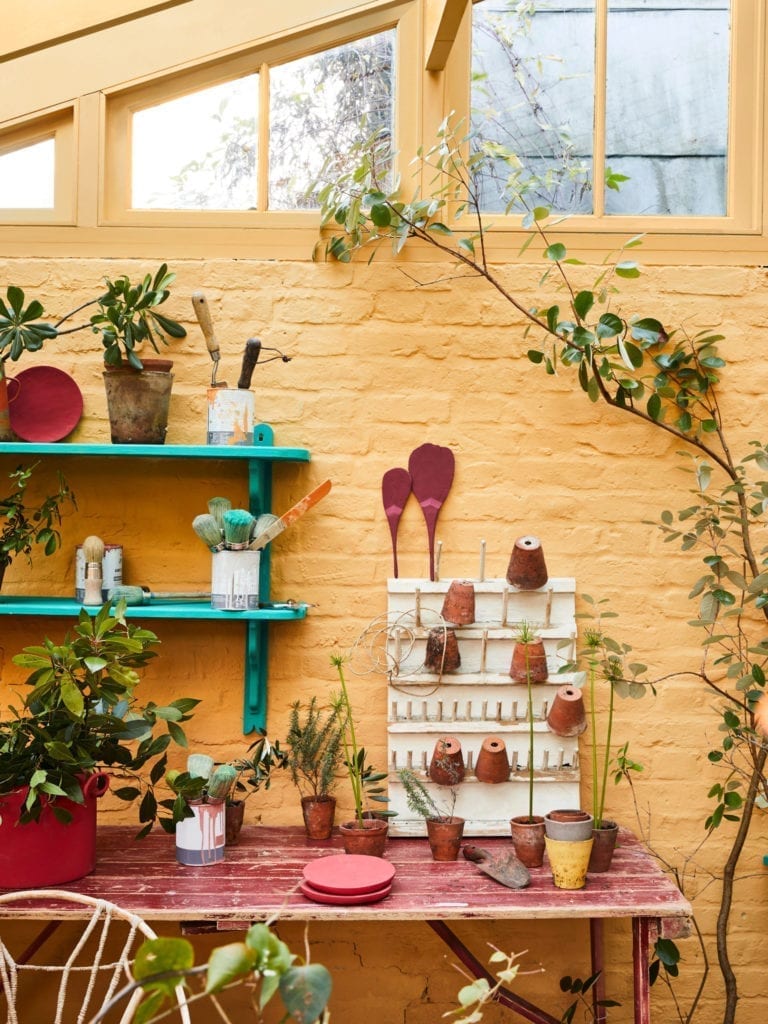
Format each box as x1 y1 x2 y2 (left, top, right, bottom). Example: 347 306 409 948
0 601 198 888
509 620 547 868
0 265 187 444
0 462 76 590
397 767 464 861
285 697 343 840
224 735 288 845
330 653 394 856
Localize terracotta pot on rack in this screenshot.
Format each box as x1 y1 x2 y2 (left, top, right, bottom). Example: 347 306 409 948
426 816 465 861
424 627 461 673
506 535 548 590
441 580 475 625
429 736 465 785
546 685 587 736
475 736 510 784
509 638 549 683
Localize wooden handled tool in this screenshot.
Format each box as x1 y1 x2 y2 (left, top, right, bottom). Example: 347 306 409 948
249 479 332 551
192 292 225 387
110 585 209 606
238 338 262 389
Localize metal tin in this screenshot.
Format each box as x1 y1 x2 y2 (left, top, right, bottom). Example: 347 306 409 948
206 387 255 446
211 550 260 610
75 544 123 602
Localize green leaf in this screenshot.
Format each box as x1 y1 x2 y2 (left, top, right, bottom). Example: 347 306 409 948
596 313 623 339
527 349 544 364
615 262 640 278
573 290 594 319
279 964 333 1024
205 942 256 994
134 938 194 997
647 393 662 420
545 243 566 262
369 203 391 228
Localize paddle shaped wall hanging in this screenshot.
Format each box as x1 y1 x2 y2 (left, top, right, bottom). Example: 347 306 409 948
381 467 412 578
408 443 455 582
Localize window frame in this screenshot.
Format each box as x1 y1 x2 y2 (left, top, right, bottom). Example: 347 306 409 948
0 107 76 225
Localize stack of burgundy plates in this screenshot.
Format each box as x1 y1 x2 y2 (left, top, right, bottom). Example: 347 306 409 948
301 854 395 905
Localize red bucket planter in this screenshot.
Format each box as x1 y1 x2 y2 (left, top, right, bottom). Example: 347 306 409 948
0 773 110 888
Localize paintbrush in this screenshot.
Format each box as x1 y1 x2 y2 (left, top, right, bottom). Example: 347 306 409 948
193 513 224 551
109 585 210 606
207 496 232 531
222 509 255 550
82 535 105 605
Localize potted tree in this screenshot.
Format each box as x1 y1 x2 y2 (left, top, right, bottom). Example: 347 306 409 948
0 601 198 888
0 265 186 444
330 654 394 856
0 462 76 590
285 697 343 839
397 767 464 861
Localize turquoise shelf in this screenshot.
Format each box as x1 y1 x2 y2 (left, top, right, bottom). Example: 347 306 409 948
0 426 313 734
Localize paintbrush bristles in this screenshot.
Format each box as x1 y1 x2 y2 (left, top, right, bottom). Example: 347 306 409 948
192 513 224 551
82 535 105 565
207 496 232 530
222 509 255 550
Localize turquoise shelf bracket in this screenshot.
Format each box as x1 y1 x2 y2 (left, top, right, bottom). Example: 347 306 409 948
244 620 268 734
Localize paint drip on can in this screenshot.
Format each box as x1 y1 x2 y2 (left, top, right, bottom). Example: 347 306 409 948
206 387 255 446
75 544 123 602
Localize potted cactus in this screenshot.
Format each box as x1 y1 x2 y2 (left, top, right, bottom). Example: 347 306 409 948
164 754 237 865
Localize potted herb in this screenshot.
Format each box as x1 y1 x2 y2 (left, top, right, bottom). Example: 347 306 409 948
330 653 394 856
397 767 464 861
0 462 75 590
285 697 343 839
0 601 198 888
225 735 287 845
0 265 186 444
509 620 547 867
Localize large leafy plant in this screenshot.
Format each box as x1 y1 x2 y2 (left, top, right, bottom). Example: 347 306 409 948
0 463 75 585
1 602 198 834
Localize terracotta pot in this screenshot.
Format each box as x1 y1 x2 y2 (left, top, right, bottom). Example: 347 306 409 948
441 580 475 625
426 816 465 861
102 360 174 444
506 535 548 590
424 627 461 673
545 836 593 890
225 800 245 845
544 809 594 841
339 817 389 857
301 795 336 840
546 685 587 736
474 736 510 784
510 815 546 868
429 736 465 785
588 821 619 872
509 638 549 683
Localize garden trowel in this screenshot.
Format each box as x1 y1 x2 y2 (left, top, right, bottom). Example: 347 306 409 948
463 845 531 889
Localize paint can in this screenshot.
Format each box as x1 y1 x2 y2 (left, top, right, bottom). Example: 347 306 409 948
175 802 226 866
75 544 123 602
206 387 255 445
211 550 260 610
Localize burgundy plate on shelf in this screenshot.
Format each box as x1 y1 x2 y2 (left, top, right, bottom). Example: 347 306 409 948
302 854 396 895
7 366 83 442
299 880 393 906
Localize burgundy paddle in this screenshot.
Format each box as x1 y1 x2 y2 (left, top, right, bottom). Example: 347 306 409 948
381 467 412 578
408 443 455 581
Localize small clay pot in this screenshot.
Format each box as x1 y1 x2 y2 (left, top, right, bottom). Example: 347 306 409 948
506 535 548 590
429 736 465 786
509 639 549 682
588 820 619 872
546 685 587 736
339 818 389 857
426 816 465 861
225 800 245 846
510 815 546 868
474 736 510 784
544 809 594 842
301 795 336 840
441 580 475 625
424 627 461 673
545 836 593 890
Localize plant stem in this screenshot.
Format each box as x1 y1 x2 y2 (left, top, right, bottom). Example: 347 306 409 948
333 657 364 827
525 645 534 819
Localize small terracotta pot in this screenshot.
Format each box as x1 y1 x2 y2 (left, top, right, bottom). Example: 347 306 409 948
474 736 510 784
588 821 619 872
225 801 245 846
546 685 587 736
545 836 593 890
510 815 546 868
339 818 389 857
506 535 548 590
544 809 594 841
509 639 548 682
429 736 465 785
441 580 476 625
424 627 461 673
301 795 336 840
426 816 465 861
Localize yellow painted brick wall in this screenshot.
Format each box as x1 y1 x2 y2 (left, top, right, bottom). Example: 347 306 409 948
1 255 767 1023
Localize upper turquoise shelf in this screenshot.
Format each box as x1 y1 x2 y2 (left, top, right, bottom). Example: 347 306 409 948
0 442 310 461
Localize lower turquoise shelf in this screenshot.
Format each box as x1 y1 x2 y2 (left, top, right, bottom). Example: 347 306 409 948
0 596 308 621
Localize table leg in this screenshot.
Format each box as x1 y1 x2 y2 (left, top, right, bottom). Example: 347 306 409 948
590 918 607 1024
426 920 560 1024
632 917 654 1024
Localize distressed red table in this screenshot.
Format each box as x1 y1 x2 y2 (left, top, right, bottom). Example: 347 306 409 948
0 826 691 1024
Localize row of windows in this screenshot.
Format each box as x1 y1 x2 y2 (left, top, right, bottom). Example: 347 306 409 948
0 0 763 256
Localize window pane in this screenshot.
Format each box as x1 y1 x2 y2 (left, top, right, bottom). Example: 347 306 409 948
606 0 729 216
269 30 394 210
472 1 595 214
132 75 258 210
0 138 55 208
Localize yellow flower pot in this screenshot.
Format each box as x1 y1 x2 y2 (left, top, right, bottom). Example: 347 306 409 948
545 836 594 890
